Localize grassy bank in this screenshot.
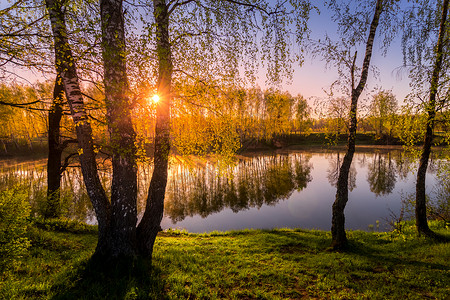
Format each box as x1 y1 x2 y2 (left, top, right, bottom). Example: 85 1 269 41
1 220 449 299
239 133 404 152
240 132 450 151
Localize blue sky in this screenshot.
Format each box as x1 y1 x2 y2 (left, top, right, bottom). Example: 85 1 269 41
4 0 413 106
259 0 412 105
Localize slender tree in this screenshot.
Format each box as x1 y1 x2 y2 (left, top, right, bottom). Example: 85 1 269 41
45 76 64 218
1 1 92 219
413 0 449 239
331 0 384 249
137 0 305 257
136 0 172 257
100 0 140 257
45 0 112 257
136 0 314 257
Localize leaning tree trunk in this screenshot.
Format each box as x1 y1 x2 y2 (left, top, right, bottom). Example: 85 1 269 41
137 0 172 258
100 0 138 257
45 75 64 219
415 0 448 238
45 0 111 256
331 0 383 250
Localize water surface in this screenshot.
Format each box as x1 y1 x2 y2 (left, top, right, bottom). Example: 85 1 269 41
1 148 445 232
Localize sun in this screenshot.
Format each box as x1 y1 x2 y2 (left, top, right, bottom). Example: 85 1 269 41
151 94 160 103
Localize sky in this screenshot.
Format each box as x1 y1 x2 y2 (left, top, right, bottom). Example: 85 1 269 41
3 0 413 107
259 1 413 106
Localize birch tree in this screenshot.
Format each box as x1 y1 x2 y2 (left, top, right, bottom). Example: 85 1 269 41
45 0 113 257
311 0 400 249
138 0 314 257
44 0 313 261
1 0 100 219
402 0 449 239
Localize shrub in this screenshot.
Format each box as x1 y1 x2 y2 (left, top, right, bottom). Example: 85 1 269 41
0 187 31 268
34 218 97 234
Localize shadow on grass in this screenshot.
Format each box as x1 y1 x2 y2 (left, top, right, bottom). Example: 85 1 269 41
263 229 331 251
51 256 166 300
261 229 449 271
344 238 450 272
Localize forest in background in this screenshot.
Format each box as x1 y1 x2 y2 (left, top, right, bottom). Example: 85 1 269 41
1 83 449 157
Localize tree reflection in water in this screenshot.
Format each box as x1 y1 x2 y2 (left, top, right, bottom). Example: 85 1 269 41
367 152 396 196
326 152 356 191
430 159 450 220
164 154 313 223
1 150 444 230
0 160 96 222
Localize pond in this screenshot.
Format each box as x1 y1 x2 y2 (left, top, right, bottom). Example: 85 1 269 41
1 147 447 232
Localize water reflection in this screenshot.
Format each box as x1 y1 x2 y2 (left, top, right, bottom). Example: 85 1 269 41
327 152 356 191
165 154 312 222
0 149 444 232
367 152 396 196
430 160 450 220
393 151 412 181
0 159 96 222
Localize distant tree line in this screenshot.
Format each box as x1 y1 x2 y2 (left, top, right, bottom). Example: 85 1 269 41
2 84 449 155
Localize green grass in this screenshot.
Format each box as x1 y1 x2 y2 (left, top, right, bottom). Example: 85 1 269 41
243 133 404 151
1 221 449 299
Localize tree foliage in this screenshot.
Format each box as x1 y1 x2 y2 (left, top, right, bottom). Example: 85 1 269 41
368 90 398 139
0 83 49 151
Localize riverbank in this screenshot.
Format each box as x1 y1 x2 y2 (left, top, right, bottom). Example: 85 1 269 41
240 132 450 152
3 132 448 159
1 220 449 299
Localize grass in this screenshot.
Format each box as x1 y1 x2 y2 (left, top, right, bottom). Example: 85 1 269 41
240 133 406 152
1 221 449 299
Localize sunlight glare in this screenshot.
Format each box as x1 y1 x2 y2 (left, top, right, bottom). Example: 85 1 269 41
151 94 160 103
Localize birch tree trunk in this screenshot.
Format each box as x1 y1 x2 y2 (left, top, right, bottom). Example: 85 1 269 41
100 0 138 257
331 0 383 250
45 0 112 256
137 0 172 257
415 0 448 239
45 75 63 219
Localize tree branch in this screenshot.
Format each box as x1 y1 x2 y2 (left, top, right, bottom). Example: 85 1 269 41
60 152 78 174
221 0 271 15
60 138 78 151
0 99 40 108
351 51 357 91
87 113 107 125
170 31 210 45
168 0 196 16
